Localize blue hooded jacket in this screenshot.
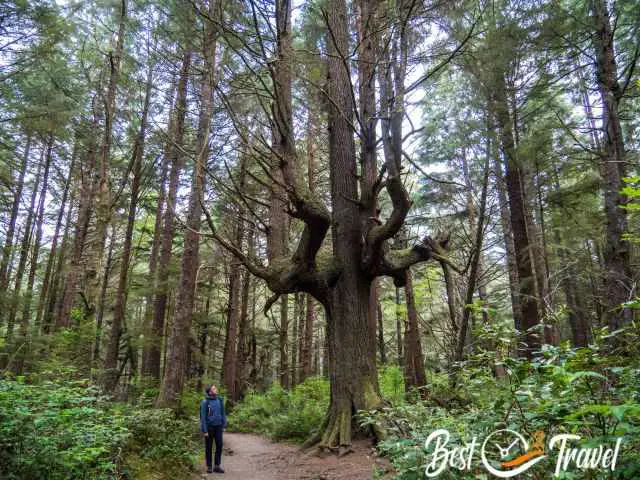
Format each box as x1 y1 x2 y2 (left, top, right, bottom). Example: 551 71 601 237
200 390 227 432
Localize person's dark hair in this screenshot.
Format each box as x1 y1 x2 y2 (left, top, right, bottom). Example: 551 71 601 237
204 384 211 395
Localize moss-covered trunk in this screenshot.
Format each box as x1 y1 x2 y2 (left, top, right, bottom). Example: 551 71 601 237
316 274 382 451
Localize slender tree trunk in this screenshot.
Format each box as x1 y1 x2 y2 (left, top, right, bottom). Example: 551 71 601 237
43 173 77 335
301 294 315 381
5 146 44 340
461 146 490 329
590 0 632 331
268 0 294 391
441 262 460 353
236 226 253 398
140 81 174 374
492 82 540 356
144 49 191 379
12 136 54 373
291 292 301 387
557 230 592 347
523 166 551 334
395 287 404 366
57 107 100 329
93 225 116 370
248 278 258 388
197 267 215 392
157 0 219 409
103 56 152 391
455 153 490 362
279 295 289 389
18 137 53 328
0 135 31 293
357 0 379 359
551 171 591 346
86 0 127 318
300 111 316 382
322 321 328 378
222 208 244 401
48 186 76 325
377 301 386 364
403 269 426 392
36 141 76 333
314 324 321 377
493 150 522 331
222 151 248 401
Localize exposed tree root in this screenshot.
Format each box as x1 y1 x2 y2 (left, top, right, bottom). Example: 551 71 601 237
303 394 386 456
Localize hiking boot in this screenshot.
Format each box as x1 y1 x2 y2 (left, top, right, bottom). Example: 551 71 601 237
213 465 225 473
206 467 213 473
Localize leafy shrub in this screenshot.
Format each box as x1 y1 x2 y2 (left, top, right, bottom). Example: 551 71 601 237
0 378 129 479
229 376 329 442
379 365 406 406
364 331 640 479
122 408 199 479
0 378 199 480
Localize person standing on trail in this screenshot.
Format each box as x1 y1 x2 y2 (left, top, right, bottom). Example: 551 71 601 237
200 385 227 474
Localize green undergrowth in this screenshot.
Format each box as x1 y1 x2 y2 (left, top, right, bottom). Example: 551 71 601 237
0 376 199 480
229 376 329 442
229 366 407 443
363 328 640 479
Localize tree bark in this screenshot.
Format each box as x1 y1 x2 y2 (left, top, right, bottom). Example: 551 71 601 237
313 0 383 449
301 294 315 381
493 148 522 331
492 82 540 357
551 171 591 346
441 261 460 354
56 105 100 329
278 295 290 389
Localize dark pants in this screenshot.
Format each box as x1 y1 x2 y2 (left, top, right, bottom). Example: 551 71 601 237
205 425 223 467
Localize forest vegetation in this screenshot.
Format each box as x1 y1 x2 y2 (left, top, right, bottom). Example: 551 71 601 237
0 0 639 478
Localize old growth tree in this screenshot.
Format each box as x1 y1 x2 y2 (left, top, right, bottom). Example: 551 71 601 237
206 0 457 449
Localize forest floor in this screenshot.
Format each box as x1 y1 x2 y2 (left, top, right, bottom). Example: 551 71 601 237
192 432 392 480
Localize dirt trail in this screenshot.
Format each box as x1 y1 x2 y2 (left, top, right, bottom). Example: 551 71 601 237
193 432 389 480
